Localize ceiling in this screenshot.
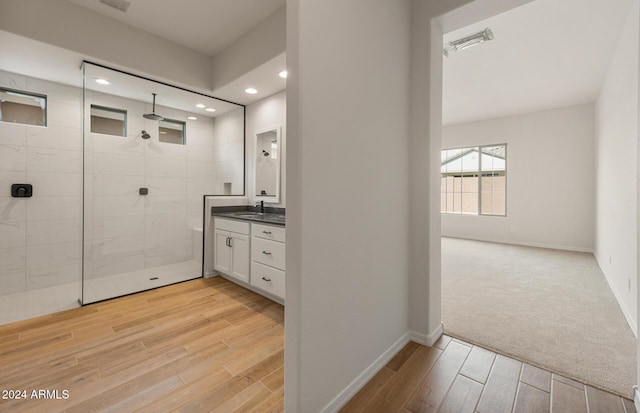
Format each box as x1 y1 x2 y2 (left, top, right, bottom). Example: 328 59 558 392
442 0 635 125
66 0 285 57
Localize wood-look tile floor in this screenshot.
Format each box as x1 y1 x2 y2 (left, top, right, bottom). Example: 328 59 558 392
340 335 636 413
0 277 284 413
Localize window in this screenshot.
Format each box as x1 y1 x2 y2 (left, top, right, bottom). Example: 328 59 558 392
158 119 185 145
0 88 47 126
441 144 506 216
91 105 127 137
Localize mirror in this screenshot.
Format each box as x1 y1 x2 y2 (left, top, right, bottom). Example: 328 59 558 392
254 126 281 203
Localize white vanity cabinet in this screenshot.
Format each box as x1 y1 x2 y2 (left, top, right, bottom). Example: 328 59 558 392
250 223 286 300
214 218 250 283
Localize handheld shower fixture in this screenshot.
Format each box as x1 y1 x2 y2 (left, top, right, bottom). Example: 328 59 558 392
143 93 164 121
141 130 151 140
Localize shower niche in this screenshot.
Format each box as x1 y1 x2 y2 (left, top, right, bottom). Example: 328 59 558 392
82 62 245 304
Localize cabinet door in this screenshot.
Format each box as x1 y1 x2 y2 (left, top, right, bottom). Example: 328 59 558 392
214 230 232 274
230 233 250 283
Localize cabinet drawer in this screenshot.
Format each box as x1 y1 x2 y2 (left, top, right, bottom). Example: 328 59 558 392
251 262 285 299
215 218 249 235
251 237 285 270
252 223 286 242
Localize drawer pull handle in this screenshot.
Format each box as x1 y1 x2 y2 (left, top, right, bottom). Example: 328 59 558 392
262 231 272 235
262 277 272 282
262 251 272 255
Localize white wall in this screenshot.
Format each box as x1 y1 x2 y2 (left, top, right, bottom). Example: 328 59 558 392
0 0 213 92
442 104 596 252
285 0 411 410
595 0 639 336
246 91 286 207
212 7 286 90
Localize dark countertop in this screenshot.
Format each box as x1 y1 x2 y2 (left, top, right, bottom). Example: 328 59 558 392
212 205 285 226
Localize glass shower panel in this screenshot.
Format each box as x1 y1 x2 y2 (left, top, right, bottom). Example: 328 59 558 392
0 69 83 325
82 63 245 304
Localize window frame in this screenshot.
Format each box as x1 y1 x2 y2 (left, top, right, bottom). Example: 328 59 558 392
0 87 47 127
158 118 186 145
441 143 507 217
90 104 127 137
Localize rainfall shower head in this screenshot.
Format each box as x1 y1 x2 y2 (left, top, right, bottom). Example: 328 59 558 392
143 93 164 121
141 130 151 140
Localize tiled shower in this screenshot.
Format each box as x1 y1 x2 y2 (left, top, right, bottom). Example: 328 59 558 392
0 62 245 324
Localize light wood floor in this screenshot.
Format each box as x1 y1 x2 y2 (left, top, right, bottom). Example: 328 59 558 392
2 278 634 413
0 277 284 413
340 335 635 413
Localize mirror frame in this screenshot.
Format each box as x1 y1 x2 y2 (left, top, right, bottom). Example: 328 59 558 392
254 126 282 204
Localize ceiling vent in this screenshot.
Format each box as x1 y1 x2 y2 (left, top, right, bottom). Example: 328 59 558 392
444 28 495 57
98 0 132 13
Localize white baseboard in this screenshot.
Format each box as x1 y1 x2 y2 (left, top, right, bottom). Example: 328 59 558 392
320 332 410 413
634 385 639 412
409 322 444 346
442 235 594 253
594 257 638 339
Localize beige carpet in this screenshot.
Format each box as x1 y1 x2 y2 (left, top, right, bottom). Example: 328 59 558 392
441 237 637 398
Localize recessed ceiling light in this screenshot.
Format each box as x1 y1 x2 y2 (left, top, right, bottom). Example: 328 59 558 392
245 88 258 95
95 78 110 85
187 116 197 120
205 108 216 112
279 71 288 79
196 103 205 108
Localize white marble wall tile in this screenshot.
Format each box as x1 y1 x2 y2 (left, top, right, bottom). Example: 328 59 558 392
144 196 187 214
28 79 81 107
90 253 145 279
187 196 203 215
187 144 217 162
145 213 187 234
93 235 145 256
146 176 187 196
0 123 28 146
0 71 27 91
0 144 27 171
0 271 26 294
145 157 187 178
26 219 81 246
145 246 187 268
145 230 186 250
187 178 218 197
27 125 82 151
0 246 26 274
93 215 145 240
145 140 187 159
228 141 244 161
187 213 203 230
0 197 27 222
0 171 26 190
27 196 80 221
93 152 144 176
93 196 144 217
27 147 81 173
93 175 144 196
0 222 26 248
28 172 81 197
91 134 145 155
27 263 81 290
187 161 216 178
47 101 82 128
26 242 81 270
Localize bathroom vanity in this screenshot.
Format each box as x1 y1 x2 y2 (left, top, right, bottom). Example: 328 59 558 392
212 209 285 303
